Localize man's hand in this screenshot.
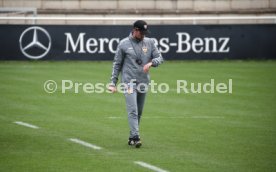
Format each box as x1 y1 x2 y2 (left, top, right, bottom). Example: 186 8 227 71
108 85 117 93
143 62 152 73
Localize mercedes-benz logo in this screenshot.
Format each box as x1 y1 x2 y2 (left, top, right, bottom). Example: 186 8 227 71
19 26 51 59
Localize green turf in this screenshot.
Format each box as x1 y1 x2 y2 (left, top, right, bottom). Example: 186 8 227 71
0 61 275 172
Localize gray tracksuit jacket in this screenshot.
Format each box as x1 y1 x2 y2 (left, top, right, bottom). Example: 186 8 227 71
110 33 164 86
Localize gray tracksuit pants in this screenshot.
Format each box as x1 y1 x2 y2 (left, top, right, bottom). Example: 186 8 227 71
124 89 146 138
110 34 163 139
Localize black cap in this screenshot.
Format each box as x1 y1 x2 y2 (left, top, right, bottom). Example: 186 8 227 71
133 20 150 35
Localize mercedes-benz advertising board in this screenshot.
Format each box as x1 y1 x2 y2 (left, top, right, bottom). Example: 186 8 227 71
0 24 275 60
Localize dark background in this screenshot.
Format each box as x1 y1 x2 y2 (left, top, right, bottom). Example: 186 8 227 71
0 24 275 60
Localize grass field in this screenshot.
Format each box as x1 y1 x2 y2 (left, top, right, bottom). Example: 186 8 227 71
0 61 275 172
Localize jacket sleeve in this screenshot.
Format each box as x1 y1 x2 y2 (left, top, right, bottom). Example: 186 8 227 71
150 39 164 67
110 43 124 86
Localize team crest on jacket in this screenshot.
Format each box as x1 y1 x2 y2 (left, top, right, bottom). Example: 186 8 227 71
142 46 147 53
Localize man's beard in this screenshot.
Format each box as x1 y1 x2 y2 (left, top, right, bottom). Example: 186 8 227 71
135 36 144 41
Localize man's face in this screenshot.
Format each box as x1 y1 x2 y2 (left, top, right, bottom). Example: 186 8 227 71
133 28 145 41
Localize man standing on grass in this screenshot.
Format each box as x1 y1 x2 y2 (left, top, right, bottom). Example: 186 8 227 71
108 20 164 148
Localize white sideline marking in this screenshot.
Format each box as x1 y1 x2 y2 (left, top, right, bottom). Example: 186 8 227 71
14 121 39 129
134 161 169 172
107 116 224 119
69 138 102 150
107 116 123 119
187 116 224 119
143 116 224 119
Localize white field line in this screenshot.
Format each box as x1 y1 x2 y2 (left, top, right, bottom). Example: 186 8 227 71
134 161 169 172
69 138 102 150
107 116 122 119
143 116 225 119
14 121 39 129
185 116 224 119
107 116 224 119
